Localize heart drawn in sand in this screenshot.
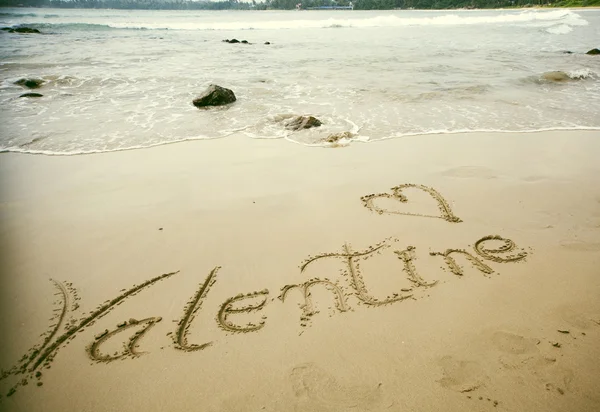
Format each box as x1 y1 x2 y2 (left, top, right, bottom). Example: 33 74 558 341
360 183 462 223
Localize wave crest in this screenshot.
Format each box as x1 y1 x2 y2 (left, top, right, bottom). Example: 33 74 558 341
107 10 587 31
5 10 587 32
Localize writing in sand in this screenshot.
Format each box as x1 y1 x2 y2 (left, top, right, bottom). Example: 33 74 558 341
0 183 529 398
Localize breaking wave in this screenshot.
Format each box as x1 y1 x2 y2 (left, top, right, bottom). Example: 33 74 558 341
545 24 573 34
1 9 588 32
105 10 589 31
566 68 598 80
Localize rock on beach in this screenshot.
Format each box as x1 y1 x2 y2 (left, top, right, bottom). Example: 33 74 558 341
192 85 236 108
285 116 322 131
541 71 572 82
19 93 43 98
15 78 45 89
1 27 41 34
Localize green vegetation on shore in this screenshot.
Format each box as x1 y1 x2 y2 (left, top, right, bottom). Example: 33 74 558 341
0 0 599 10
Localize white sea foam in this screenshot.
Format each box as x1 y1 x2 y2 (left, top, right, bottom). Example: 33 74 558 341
567 68 597 80
546 24 573 34
99 10 588 31
2 126 599 155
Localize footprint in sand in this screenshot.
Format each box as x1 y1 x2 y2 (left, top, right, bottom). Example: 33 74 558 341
491 331 539 356
437 356 489 393
490 331 573 395
289 363 388 412
491 330 546 371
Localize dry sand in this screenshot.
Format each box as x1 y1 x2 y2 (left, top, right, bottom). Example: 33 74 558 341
1 130 599 411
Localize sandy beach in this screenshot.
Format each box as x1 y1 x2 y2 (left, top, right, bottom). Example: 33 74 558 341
1 130 600 411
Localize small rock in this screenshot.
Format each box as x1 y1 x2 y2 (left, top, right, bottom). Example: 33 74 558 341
19 93 43 98
326 131 354 143
2 27 41 34
193 84 236 108
241 40 249 44
265 41 271 45
37 382 43 387
551 341 561 348
15 78 44 89
557 329 569 334
15 27 41 34
541 71 571 82
285 115 322 131
586 48 600 55
225 38 240 44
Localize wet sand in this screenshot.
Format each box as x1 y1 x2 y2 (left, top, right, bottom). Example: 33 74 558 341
1 130 600 411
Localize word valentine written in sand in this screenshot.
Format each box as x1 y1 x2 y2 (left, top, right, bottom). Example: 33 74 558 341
0 184 529 398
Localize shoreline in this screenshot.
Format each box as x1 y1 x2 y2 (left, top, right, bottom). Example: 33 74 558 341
3 126 600 156
1 130 599 411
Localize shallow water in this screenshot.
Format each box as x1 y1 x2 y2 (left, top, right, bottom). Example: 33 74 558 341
1 8 599 154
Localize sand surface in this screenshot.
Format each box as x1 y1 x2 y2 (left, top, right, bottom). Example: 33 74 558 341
1 131 600 411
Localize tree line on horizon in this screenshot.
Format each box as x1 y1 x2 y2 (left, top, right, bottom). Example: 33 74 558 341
1 0 598 11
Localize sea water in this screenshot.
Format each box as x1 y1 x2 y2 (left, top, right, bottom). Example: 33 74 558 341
0 8 599 154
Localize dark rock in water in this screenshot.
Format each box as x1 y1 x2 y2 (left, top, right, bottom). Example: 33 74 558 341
15 78 44 89
285 116 322 131
2 27 41 34
265 42 271 45
541 71 572 82
14 27 41 33
19 93 43 98
193 84 236 108
223 39 251 44
562 51 573 54
586 48 600 55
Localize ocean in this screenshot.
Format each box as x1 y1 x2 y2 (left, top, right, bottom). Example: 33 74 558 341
0 7 599 154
